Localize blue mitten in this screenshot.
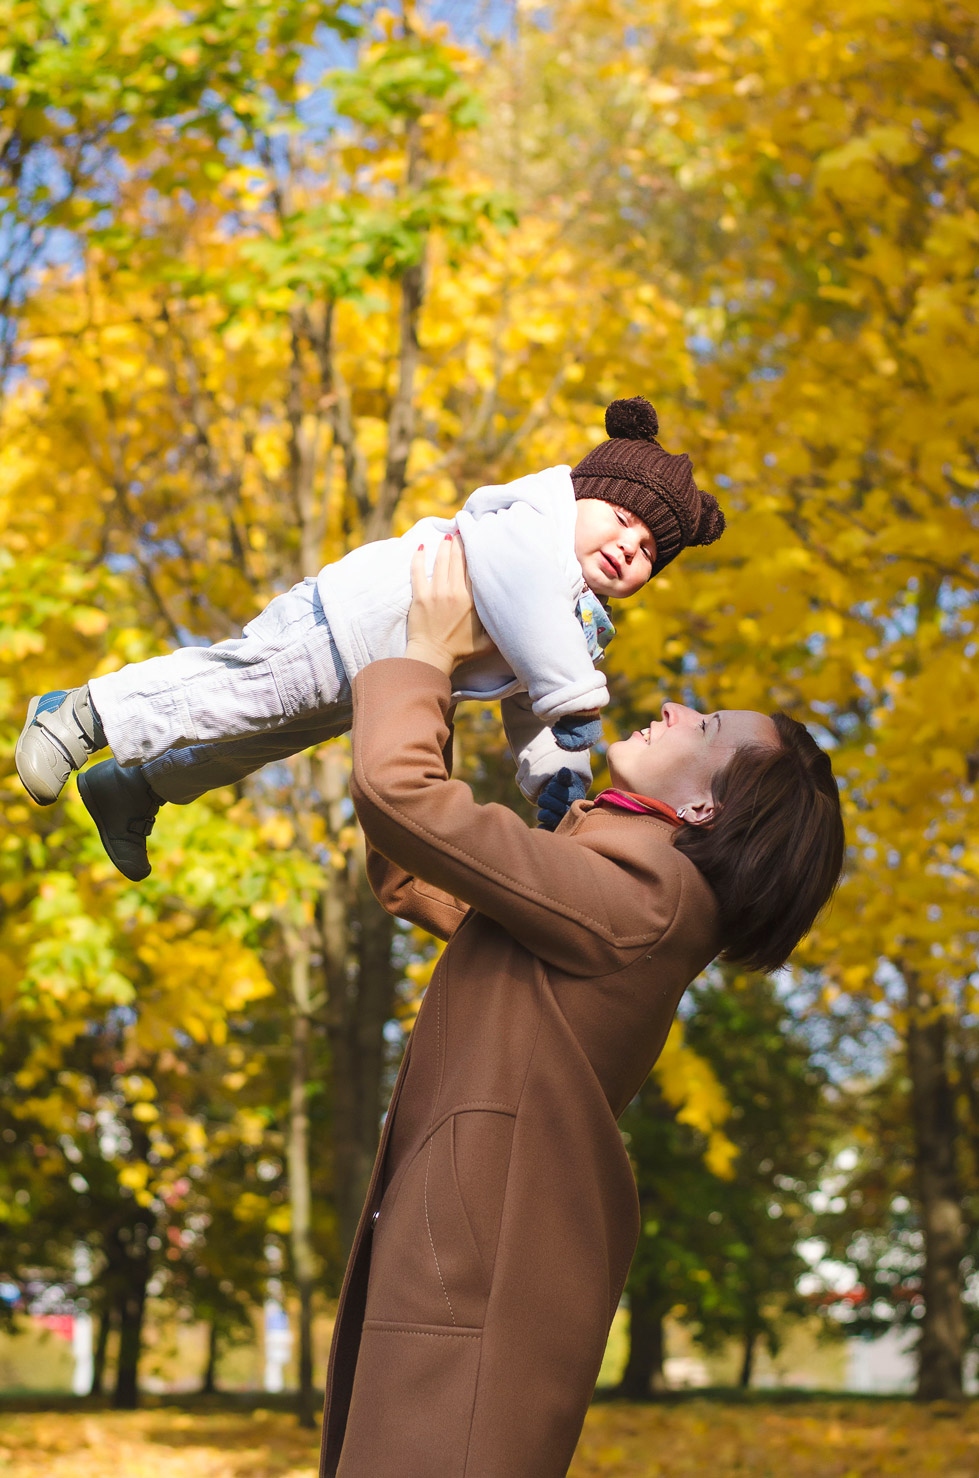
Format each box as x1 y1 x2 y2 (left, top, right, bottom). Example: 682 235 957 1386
537 767 588 831
553 713 603 752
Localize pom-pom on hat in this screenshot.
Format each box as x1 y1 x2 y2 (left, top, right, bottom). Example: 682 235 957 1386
571 396 725 578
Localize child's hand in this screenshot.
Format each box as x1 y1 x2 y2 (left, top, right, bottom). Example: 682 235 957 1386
553 712 603 751
537 767 588 830
405 534 496 676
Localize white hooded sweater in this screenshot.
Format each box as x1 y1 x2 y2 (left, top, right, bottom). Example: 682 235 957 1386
315 465 607 800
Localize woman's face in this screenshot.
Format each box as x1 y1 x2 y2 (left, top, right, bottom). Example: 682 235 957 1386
607 702 778 816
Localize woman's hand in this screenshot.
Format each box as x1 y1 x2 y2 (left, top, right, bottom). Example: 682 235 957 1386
405 534 495 676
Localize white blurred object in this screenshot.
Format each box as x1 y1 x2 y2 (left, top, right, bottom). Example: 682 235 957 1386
663 1356 709 1388
263 1285 293 1393
72 1244 93 1396
72 1312 93 1395
845 1327 916 1394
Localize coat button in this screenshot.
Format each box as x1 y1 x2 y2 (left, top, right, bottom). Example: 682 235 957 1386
371 1210 380 1226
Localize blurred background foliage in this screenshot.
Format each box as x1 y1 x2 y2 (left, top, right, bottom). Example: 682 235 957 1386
0 0 977 1423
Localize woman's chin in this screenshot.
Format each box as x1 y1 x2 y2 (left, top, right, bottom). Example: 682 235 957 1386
605 743 630 789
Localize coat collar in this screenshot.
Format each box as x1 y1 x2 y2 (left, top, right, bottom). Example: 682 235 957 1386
591 790 684 826
556 793 683 846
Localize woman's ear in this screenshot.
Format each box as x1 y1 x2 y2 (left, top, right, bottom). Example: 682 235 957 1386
677 796 714 826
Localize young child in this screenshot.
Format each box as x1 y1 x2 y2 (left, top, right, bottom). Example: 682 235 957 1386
16 397 724 879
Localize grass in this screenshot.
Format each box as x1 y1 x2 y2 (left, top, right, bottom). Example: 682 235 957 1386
0 1397 976 1476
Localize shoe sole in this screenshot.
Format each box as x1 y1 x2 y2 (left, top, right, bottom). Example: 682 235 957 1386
77 767 152 883
15 695 59 806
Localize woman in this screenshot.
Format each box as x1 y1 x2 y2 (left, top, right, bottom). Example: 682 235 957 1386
321 538 844 1478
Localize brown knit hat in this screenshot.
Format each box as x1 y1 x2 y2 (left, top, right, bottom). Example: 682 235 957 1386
570 397 725 578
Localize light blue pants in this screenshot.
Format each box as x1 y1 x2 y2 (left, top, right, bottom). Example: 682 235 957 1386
87 579 352 805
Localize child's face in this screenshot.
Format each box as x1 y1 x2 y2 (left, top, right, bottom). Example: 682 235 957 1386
573 499 656 598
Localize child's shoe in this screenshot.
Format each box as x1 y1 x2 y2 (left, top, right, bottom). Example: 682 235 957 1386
16 686 107 805
77 759 162 883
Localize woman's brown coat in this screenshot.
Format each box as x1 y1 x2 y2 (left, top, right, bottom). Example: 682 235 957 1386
320 659 720 1478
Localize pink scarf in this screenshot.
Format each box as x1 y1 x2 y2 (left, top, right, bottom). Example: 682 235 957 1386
593 790 686 827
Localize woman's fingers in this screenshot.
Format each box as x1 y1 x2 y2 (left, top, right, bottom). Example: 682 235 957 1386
444 536 490 652
432 533 453 594
426 532 468 601
443 531 467 596
416 533 448 596
404 533 493 674
442 532 465 589
410 542 429 602
452 530 475 598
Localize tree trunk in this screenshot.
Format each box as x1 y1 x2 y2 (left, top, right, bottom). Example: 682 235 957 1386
739 1326 757 1389
364 117 426 546
307 113 429 1261
617 1285 667 1400
325 861 396 1258
286 307 329 579
317 751 398 1259
89 1306 111 1397
366 258 424 543
312 299 370 542
286 929 318 1430
111 1217 151 1410
201 1320 219 1396
907 987 966 1400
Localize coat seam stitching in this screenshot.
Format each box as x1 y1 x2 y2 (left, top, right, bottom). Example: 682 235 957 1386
450 1115 491 1282
319 1030 415 1474
462 963 545 1476
434 957 448 1106
421 1102 516 1143
362 1323 481 1337
424 1134 457 1326
357 767 659 945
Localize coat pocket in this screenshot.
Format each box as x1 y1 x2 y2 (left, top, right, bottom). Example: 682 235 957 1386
337 1323 482 1478
365 1108 515 1331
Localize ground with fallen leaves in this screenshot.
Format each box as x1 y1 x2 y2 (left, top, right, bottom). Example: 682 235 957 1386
0 1399 976 1477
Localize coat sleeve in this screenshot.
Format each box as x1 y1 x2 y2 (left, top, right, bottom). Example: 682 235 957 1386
457 497 609 724
362 698 471 939
350 659 675 977
365 845 470 941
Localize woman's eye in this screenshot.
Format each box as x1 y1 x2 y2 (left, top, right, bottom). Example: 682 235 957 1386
700 719 707 732
616 511 626 525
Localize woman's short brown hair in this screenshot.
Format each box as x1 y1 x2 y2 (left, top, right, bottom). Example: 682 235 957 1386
672 713 845 973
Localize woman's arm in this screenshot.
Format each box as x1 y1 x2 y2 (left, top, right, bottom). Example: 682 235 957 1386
362 681 470 941
365 844 470 942
350 538 680 974
351 660 681 975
